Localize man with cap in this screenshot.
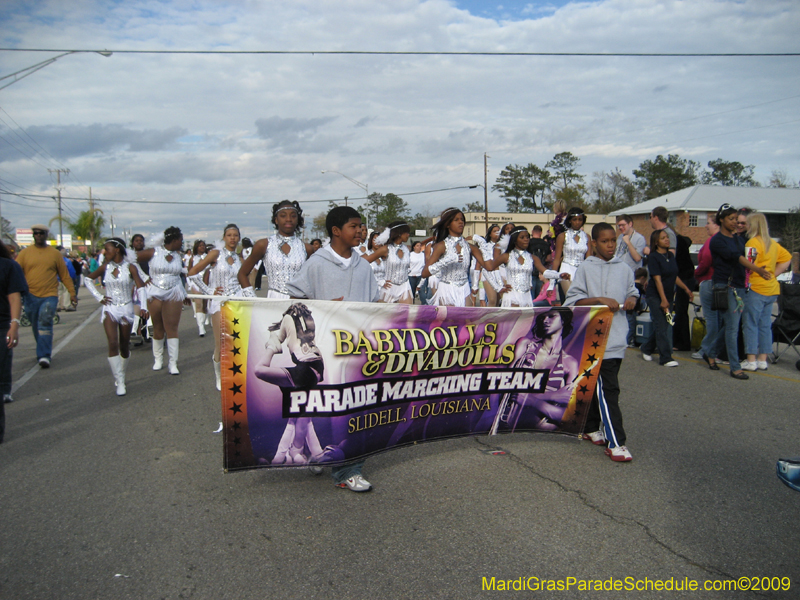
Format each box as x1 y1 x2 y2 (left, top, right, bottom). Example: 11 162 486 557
15 225 77 368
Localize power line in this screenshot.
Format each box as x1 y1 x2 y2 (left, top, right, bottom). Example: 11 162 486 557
1 48 799 57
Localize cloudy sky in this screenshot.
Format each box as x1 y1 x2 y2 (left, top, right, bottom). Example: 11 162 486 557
0 0 798 243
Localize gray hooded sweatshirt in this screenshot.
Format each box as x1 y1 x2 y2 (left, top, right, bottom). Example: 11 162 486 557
286 245 380 303
563 255 638 360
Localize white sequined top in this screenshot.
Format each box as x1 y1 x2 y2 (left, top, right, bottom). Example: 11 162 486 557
562 229 589 268
209 247 243 296
432 236 469 286
384 243 410 285
265 234 307 295
148 246 183 289
371 257 386 283
505 249 534 293
103 260 135 306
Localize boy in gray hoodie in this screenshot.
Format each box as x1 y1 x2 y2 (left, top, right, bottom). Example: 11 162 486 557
286 206 379 490
564 222 639 462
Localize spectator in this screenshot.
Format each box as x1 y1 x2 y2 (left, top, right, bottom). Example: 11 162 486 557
614 215 646 346
527 224 552 298
16 224 77 368
647 206 676 255
740 213 792 371
0 240 26 415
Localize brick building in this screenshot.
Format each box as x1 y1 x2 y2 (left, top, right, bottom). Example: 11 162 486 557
608 185 800 251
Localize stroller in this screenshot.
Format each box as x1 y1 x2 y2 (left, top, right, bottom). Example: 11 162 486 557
771 281 800 363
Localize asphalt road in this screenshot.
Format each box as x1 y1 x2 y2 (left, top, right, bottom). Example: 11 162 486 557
2 296 799 600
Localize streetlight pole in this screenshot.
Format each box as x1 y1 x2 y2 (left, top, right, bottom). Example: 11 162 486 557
321 170 369 221
0 50 113 92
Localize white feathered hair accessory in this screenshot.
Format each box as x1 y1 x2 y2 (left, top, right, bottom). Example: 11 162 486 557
375 228 391 246
497 233 511 254
472 234 486 246
148 231 165 248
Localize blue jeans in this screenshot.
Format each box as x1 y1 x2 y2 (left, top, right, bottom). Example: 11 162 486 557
699 280 725 358
626 310 637 346
641 297 673 364
332 461 365 484
742 290 777 356
712 287 745 372
23 295 58 360
418 278 430 305
408 276 422 302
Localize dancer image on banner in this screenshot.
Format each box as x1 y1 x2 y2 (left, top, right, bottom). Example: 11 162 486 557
253 303 325 465
492 307 580 433
237 200 317 299
188 225 244 391
136 227 187 375
83 238 148 396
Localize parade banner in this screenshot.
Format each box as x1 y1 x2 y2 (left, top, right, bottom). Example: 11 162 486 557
219 300 612 471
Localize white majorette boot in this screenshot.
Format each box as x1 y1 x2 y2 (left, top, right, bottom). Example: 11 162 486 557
152 338 164 371
196 313 206 337
118 355 128 396
213 357 221 391
107 355 125 396
167 338 180 375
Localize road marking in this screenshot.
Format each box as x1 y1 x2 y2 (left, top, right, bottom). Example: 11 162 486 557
11 306 103 394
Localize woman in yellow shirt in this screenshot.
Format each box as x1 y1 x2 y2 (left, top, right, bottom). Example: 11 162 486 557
741 213 792 371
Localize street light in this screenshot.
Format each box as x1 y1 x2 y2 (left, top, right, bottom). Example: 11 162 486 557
321 170 369 207
0 50 113 92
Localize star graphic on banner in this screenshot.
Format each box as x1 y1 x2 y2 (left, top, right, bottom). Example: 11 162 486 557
230 401 242 414
230 383 242 395
232 421 241 430
232 318 239 325
232 330 240 340
233 437 241 445
586 353 597 363
570 419 578 427
595 328 603 336
579 385 589 395
598 319 605 325
229 362 242 375
577 399 585 407
591 341 600 348
583 368 593 379
232 346 241 356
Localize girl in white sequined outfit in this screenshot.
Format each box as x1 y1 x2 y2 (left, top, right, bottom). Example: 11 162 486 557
471 224 505 307
189 224 244 391
84 238 148 396
187 239 210 337
238 200 316 299
422 208 487 307
363 221 413 303
553 207 591 297
486 227 559 308
137 226 187 375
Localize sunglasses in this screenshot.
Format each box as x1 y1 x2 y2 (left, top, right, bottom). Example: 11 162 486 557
718 203 735 212
32 230 47 235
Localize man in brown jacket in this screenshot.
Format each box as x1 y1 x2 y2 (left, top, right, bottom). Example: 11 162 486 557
16 225 77 368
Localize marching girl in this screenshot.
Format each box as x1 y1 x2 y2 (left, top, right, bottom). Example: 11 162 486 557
136 226 187 375
238 200 316 299
553 206 591 298
421 207 487 307
187 239 209 337
471 224 506 307
486 226 559 308
363 222 413 304
188 224 243 391
364 231 386 291
83 238 148 396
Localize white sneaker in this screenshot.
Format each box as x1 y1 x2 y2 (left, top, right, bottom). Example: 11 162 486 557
335 474 373 492
691 351 703 360
757 360 769 371
605 445 633 462
663 360 679 367
582 430 606 445
642 353 653 362
740 360 757 371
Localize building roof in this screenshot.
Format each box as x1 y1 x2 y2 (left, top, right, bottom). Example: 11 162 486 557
608 185 800 217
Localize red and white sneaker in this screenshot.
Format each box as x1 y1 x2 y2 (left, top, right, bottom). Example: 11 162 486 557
335 474 373 492
605 445 633 462
582 430 606 445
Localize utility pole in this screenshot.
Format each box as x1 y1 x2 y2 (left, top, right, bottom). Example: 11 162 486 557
110 214 115 237
49 168 69 246
483 153 490 234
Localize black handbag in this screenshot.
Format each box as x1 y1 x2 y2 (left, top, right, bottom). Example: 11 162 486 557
711 285 729 312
